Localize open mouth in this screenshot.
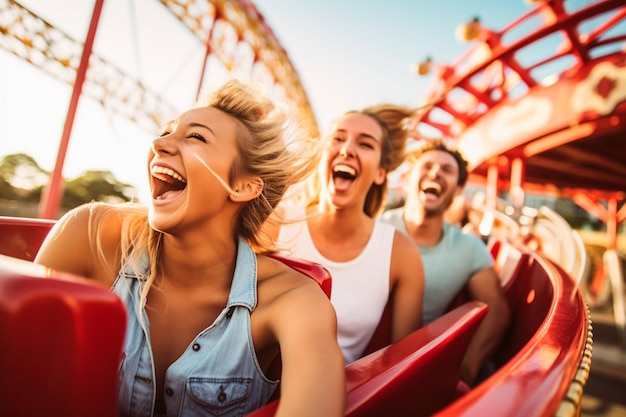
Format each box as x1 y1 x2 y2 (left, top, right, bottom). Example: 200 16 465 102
332 164 357 191
421 180 442 197
151 165 187 200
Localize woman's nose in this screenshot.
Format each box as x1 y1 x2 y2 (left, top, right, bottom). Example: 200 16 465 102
339 139 355 157
151 135 176 156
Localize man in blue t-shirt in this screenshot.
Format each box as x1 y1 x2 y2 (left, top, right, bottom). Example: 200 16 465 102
381 139 510 387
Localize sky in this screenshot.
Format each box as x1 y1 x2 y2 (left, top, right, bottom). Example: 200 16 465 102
0 0 532 205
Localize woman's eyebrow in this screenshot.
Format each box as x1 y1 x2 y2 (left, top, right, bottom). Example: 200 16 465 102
335 128 379 142
189 122 216 136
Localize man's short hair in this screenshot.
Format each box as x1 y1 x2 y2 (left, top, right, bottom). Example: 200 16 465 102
405 139 469 187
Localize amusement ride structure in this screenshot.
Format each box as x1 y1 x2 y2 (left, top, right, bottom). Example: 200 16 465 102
411 0 626 344
0 0 625 416
0 0 318 218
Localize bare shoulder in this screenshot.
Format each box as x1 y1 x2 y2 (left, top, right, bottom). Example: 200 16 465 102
254 253 337 345
35 203 125 284
255 254 335 323
390 230 423 270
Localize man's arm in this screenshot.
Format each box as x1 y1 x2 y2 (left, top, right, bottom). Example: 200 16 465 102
461 266 510 385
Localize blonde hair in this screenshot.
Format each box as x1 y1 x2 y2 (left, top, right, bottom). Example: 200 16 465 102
208 80 321 250
88 79 321 309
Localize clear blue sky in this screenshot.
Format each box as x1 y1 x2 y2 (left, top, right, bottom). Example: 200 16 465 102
0 0 531 203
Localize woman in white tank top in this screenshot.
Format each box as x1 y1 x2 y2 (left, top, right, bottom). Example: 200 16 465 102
269 105 426 363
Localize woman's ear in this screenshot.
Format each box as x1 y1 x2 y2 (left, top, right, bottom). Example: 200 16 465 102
374 167 387 186
230 177 264 202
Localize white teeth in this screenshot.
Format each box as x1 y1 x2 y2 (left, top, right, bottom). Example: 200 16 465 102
151 165 186 183
333 164 356 176
422 180 441 192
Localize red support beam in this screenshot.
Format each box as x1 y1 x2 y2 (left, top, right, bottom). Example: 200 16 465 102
196 10 220 103
486 163 499 209
509 157 525 208
38 0 105 219
573 192 625 251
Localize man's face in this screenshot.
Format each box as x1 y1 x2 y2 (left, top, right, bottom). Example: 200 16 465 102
407 150 460 216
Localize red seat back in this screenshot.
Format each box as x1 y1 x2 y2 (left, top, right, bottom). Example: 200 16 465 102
267 252 332 298
0 216 56 261
246 301 487 417
0 256 127 417
344 301 487 417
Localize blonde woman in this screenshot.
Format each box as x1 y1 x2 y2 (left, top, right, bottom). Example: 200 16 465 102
35 80 345 417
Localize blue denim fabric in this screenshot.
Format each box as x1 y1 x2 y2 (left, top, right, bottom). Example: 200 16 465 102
112 239 278 417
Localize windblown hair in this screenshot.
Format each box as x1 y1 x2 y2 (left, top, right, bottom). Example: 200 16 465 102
359 104 416 217
208 80 321 249
86 79 321 309
405 139 469 187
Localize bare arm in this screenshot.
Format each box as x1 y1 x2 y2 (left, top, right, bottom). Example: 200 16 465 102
389 232 425 342
461 266 510 385
269 277 345 417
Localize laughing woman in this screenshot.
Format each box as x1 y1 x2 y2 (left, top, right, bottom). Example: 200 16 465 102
267 105 426 364
34 80 345 417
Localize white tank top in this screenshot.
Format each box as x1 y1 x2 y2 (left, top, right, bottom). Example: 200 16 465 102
277 210 394 363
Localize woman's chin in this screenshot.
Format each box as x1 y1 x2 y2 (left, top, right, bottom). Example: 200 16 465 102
148 205 183 233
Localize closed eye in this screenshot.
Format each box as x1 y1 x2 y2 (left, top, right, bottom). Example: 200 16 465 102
188 132 207 143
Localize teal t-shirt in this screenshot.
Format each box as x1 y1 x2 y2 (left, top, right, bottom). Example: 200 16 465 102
381 207 493 324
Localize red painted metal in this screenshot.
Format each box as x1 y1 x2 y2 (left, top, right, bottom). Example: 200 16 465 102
196 8 220 103
343 302 487 417
0 216 56 262
412 0 626 258
412 0 626 200
434 248 589 417
38 0 106 220
0 255 127 417
267 253 332 298
246 302 488 417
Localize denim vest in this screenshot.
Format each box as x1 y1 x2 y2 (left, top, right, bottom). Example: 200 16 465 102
112 239 279 417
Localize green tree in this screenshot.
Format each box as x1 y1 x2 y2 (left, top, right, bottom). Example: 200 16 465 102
0 153 48 200
0 153 137 216
63 170 136 207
